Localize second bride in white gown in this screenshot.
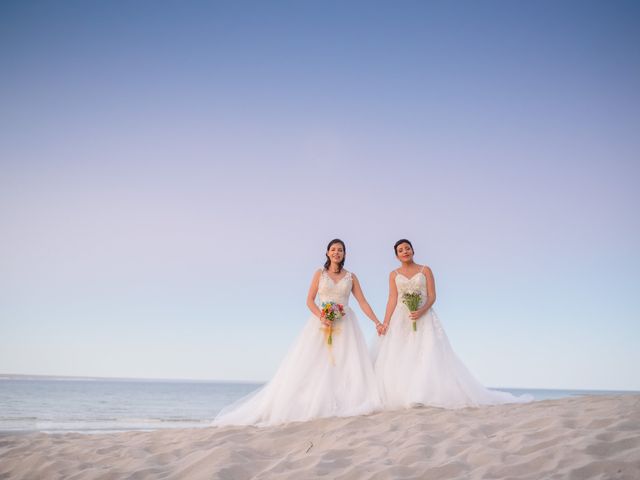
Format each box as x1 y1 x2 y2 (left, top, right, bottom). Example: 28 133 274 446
214 239 383 426
373 239 533 409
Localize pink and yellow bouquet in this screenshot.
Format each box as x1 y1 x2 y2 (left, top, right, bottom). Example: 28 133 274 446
321 301 345 345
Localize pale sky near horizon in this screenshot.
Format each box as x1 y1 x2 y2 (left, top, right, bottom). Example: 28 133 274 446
1 1 639 390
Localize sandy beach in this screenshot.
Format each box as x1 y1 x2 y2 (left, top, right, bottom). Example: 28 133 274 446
1 394 638 480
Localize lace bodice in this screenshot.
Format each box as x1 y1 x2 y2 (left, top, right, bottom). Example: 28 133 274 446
395 272 428 307
318 269 353 305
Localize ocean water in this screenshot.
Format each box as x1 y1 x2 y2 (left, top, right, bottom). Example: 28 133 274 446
0 378 635 434
0 378 261 434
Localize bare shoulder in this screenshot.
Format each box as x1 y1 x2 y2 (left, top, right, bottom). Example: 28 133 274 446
421 265 435 278
389 270 398 280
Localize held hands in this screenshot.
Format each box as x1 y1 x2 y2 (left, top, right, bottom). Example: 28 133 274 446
376 322 388 335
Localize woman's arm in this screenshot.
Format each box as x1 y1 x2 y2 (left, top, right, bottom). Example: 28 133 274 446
381 271 398 333
409 266 437 320
306 269 329 325
351 273 382 329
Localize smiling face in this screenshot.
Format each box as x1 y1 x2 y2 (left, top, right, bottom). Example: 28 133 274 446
395 242 414 262
327 242 345 264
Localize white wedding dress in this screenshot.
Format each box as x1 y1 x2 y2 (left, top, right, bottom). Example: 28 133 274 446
213 269 381 426
373 268 533 409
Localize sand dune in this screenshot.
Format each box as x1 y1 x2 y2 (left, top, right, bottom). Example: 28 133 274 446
1 395 639 479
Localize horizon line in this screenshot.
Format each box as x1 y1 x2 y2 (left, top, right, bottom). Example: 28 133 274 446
1 373 638 393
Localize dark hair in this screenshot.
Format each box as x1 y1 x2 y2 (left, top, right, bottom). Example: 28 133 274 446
394 238 413 255
324 238 346 272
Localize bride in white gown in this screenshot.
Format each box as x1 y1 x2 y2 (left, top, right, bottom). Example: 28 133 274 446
373 239 533 409
213 239 383 426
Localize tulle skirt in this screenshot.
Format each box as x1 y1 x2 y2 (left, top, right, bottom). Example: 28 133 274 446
373 305 533 409
213 307 381 426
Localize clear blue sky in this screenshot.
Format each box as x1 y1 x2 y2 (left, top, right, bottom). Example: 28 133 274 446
1 1 638 390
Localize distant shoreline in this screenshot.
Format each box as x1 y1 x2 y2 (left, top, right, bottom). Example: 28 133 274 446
0 373 264 384
1 373 638 393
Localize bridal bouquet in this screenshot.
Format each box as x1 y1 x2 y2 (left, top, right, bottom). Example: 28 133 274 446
321 301 345 345
402 291 422 331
